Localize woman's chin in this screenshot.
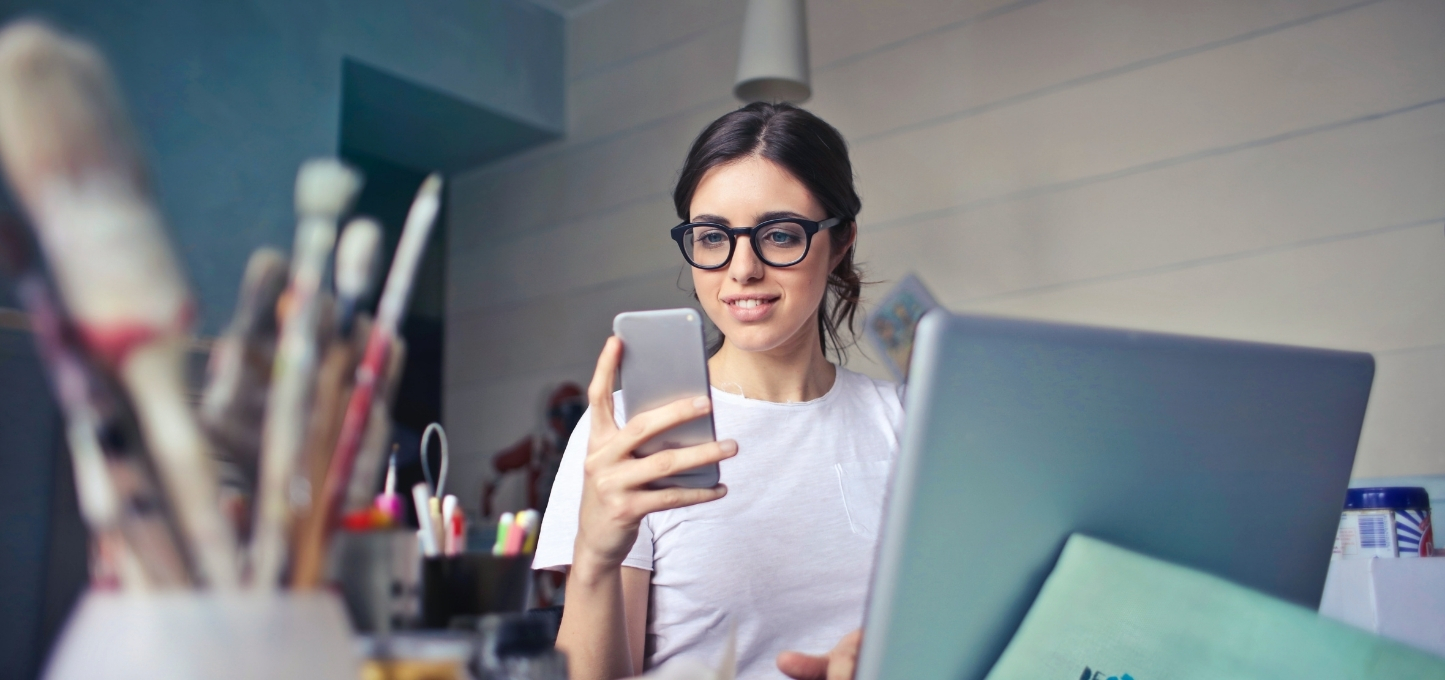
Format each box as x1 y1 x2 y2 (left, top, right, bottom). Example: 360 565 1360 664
715 325 804 355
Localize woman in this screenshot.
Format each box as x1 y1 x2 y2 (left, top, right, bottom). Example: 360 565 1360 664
534 102 903 680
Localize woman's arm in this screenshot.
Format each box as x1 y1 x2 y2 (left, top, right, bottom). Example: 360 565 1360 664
556 565 650 679
555 337 738 680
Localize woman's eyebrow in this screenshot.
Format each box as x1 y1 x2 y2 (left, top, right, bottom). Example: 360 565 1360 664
691 213 730 225
757 210 809 222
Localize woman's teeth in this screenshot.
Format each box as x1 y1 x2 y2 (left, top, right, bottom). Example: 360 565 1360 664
735 299 762 309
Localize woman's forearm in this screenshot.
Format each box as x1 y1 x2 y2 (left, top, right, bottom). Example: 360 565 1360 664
555 558 639 680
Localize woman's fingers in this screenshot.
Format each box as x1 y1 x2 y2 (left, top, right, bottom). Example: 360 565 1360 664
610 440 738 489
586 336 622 437
631 484 728 516
608 394 712 456
777 629 862 680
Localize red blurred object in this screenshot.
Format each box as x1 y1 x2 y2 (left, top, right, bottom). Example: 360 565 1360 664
340 507 393 532
481 383 584 518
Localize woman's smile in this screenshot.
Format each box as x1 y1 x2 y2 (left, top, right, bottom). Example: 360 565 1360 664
722 292 780 322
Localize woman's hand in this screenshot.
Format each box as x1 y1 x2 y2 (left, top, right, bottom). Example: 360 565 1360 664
573 336 738 573
777 629 862 680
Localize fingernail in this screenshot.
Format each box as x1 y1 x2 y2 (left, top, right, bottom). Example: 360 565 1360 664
719 439 737 454
693 396 710 410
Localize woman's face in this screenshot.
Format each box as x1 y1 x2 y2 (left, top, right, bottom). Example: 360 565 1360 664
687 155 845 355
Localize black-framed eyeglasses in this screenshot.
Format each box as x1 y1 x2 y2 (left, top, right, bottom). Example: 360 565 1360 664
670 216 842 269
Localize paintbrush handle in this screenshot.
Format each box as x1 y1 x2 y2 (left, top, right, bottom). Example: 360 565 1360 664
250 220 337 590
374 174 441 334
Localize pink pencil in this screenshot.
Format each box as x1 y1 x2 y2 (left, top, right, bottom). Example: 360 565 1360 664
503 513 527 557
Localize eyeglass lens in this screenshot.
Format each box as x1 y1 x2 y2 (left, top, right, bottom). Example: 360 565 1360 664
683 221 811 268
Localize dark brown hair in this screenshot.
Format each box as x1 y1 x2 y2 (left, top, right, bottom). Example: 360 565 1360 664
673 102 864 360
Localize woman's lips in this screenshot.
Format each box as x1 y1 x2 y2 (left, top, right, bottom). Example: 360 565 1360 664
724 296 778 322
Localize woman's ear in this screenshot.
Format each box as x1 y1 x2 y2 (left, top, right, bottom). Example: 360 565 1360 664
829 221 858 270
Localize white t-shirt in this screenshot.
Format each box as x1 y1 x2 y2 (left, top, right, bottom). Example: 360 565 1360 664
534 367 905 679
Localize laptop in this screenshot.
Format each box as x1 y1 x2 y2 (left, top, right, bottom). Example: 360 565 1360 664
857 312 1374 680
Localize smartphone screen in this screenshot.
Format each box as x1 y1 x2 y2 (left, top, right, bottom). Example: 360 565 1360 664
612 308 720 489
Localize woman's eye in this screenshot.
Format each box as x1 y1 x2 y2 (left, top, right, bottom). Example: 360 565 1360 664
765 230 801 246
695 231 727 247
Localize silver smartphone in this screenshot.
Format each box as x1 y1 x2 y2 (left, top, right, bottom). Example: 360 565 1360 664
612 308 720 489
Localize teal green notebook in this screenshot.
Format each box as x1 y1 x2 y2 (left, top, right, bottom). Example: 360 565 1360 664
986 535 1445 680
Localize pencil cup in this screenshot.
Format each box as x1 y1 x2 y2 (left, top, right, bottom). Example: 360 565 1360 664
328 529 422 632
420 553 532 629
43 590 358 680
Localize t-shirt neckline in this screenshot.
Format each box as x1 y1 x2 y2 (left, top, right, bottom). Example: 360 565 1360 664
708 366 852 409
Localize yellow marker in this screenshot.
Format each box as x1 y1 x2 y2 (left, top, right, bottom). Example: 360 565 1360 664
521 510 541 554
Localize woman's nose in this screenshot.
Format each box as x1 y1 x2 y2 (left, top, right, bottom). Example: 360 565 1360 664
729 236 765 283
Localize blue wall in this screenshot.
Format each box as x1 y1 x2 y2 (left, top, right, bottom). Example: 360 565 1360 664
0 0 563 332
0 3 563 676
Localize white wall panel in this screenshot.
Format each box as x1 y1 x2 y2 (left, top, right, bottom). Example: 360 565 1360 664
811 0 1365 141
448 103 732 255
452 195 679 312
446 0 1445 489
568 0 744 78
809 0 1030 68
444 362 596 499
959 223 1445 353
852 0 1445 228
447 269 697 389
1357 348 1445 477
568 16 739 141
859 102 1445 303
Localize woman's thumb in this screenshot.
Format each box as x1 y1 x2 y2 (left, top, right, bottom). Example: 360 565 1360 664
776 651 829 680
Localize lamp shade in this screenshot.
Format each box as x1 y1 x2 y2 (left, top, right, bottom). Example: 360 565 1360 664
734 0 810 103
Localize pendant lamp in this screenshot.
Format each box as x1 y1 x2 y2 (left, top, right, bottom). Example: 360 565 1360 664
733 0 811 103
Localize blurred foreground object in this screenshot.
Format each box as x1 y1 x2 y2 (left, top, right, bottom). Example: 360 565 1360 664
0 216 193 589
734 0 810 103
473 613 568 680
863 274 937 382
1321 557 1445 658
1332 487 1434 559
987 535 1445 679
43 591 357 680
0 19 238 588
201 248 288 544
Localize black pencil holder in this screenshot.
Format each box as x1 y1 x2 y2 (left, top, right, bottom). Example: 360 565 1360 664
420 553 532 629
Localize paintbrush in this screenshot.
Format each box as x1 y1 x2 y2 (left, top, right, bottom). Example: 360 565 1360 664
0 21 238 587
1 214 194 589
314 175 441 564
249 158 361 589
334 217 381 337
343 335 406 512
200 248 288 540
286 219 383 589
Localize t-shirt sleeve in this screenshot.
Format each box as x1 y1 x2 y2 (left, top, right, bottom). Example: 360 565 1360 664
532 404 656 573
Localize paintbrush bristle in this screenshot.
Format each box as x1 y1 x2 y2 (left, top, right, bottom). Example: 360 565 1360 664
334 217 381 299
0 21 142 206
0 19 186 329
294 158 361 219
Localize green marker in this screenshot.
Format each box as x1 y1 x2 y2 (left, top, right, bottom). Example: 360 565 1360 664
492 511 514 556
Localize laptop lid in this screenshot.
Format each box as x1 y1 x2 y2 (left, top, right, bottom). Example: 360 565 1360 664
858 312 1374 680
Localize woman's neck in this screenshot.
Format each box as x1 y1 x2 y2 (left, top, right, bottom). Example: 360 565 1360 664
708 324 837 403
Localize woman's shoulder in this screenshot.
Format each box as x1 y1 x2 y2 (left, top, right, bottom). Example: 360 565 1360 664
834 365 905 409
